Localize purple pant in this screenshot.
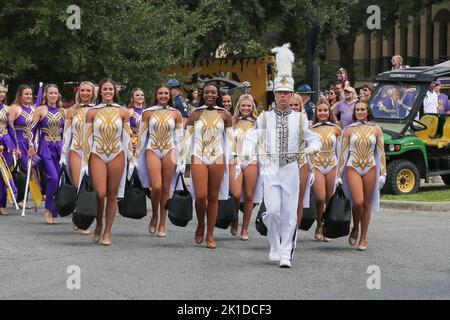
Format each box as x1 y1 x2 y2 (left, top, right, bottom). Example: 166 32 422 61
0 149 14 208
39 143 61 217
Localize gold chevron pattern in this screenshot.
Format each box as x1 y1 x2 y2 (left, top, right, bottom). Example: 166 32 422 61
313 125 336 168
16 109 33 139
42 111 63 143
234 120 254 155
0 108 8 136
83 122 93 164
150 109 174 153
349 125 375 171
72 108 89 151
94 107 122 158
195 110 223 161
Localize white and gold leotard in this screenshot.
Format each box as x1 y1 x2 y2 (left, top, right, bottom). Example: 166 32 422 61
146 107 179 159
312 123 338 175
84 104 132 164
192 108 225 165
233 117 256 168
338 122 386 177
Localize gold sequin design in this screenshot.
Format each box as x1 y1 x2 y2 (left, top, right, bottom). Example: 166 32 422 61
234 120 254 155
0 108 8 136
94 107 122 158
195 110 223 161
349 125 375 171
313 125 336 169
149 109 174 153
42 110 63 143
16 108 33 139
72 108 89 151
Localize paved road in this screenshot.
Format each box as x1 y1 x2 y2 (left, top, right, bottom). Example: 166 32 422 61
0 204 449 300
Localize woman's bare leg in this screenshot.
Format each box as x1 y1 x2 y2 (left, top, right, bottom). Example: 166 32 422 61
359 167 376 248
229 163 243 236
205 157 226 249
241 164 257 240
89 154 107 242
102 151 125 245
346 167 364 245
158 149 176 237
191 156 208 244
147 150 162 234
313 170 326 239
296 164 309 226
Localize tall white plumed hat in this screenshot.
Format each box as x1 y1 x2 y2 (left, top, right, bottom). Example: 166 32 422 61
271 43 295 92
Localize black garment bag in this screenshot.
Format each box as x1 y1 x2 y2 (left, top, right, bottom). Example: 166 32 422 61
72 173 98 230
118 168 147 219
322 185 352 238
255 200 268 236
166 173 193 227
54 164 77 217
216 193 237 229
299 191 317 231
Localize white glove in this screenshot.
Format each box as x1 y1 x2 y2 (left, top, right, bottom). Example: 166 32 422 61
304 147 315 155
235 164 242 181
176 164 185 174
335 177 343 188
127 160 136 180
59 156 66 166
379 176 386 190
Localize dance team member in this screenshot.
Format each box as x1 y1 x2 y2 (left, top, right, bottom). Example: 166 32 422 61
229 94 262 241
0 84 20 215
82 78 135 246
337 102 386 251
127 88 145 155
61 81 97 234
181 83 233 249
310 102 341 241
28 84 65 224
137 85 183 237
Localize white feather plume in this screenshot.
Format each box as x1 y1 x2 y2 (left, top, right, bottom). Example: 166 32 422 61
271 43 295 77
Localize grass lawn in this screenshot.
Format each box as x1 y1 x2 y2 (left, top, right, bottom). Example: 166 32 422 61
381 185 450 202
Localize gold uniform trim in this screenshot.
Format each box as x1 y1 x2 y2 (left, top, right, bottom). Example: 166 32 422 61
349 125 375 171
94 108 122 158
313 125 336 169
195 110 223 161
150 109 174 153
0 108 8 136
42 111 63 143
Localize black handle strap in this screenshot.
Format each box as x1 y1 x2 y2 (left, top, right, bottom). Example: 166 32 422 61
174 172 188 192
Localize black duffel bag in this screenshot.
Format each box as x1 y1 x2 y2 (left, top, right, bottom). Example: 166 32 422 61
299 191 317 231
72 173 98 230
118 168 147 219
216 193 237 229
12 163 26 202
54 164 77 217
166 173 193 227
255 200 267 236
322 185 351 239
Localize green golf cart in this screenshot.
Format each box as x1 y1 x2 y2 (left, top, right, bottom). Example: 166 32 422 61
370 61 450 195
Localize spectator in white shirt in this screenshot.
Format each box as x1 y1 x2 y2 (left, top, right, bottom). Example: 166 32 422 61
423 81 438 114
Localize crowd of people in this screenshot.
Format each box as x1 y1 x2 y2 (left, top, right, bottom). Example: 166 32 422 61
0 46 390 268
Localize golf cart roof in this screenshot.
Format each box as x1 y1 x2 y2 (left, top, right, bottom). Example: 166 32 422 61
376 60 450 82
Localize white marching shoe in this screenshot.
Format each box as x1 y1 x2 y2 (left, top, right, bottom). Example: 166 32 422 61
279 259 291 268
269 248 281 262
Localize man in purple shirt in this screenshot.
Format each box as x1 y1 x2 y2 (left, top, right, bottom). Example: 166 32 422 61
434 80 450 114
332 87 357 128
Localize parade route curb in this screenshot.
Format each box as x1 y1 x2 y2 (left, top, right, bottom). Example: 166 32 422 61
381 200 450 212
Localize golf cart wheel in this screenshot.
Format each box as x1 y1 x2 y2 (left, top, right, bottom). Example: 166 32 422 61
384 160 420 195
442 175 450 186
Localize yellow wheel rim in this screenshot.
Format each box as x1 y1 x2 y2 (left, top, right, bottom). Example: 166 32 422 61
396 169 415 193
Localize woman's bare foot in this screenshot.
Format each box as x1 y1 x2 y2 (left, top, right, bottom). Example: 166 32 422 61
157 226 166 237
101 235 111 246
44 211 53 224
195 225 204 244
230 221 238 236
148 216 158 234
93 227 102 243
349 226 359 247
240 229 249 241
206 237 216 249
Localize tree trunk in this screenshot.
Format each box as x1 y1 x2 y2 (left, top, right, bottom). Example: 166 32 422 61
336 34 357 85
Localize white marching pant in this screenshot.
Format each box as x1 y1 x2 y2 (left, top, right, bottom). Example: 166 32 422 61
262 162 299 260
